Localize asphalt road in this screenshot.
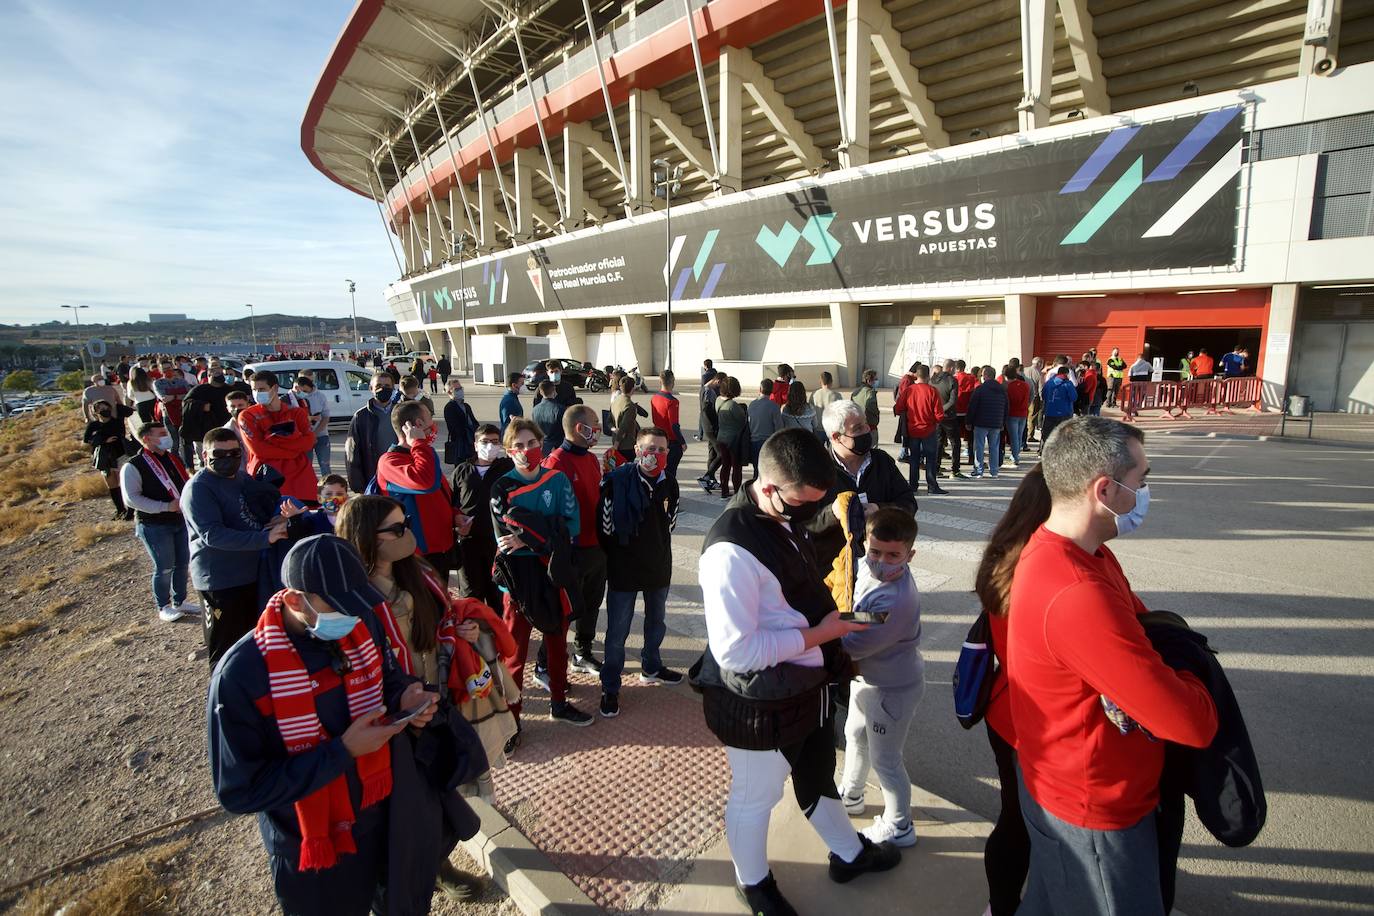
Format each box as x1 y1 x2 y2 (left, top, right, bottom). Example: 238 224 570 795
331 382 1374 915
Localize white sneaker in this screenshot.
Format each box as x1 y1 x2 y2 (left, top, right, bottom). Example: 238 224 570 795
158 605 187 623
175 599 202 616
840 789 866 815
861 815 917 847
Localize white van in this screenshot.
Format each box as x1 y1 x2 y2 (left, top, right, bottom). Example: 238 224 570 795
245 359 377 426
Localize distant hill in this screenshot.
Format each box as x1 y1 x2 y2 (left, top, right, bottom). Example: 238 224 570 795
0 313 396 349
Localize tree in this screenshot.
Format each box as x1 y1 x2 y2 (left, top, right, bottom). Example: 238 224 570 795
57 370 86 391
2 370 38 394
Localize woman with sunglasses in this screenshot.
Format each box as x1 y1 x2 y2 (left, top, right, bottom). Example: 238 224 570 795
336 495 519 798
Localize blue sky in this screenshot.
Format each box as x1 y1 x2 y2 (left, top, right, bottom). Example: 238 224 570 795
0 0 399 326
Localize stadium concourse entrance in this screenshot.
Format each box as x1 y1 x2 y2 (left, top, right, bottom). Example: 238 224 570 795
1145 327 1262 377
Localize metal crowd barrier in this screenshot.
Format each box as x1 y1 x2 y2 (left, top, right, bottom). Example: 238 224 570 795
1119 377 1263 421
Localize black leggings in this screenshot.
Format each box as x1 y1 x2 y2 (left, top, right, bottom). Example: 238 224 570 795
985 723 1030 916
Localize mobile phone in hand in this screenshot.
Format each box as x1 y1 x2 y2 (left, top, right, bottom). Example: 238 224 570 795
380 695 434 727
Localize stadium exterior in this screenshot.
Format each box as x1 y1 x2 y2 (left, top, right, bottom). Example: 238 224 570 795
304 0 1374 412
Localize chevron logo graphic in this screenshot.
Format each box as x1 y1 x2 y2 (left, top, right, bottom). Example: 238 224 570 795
664 229 727 300
1059 107 1243 245
483 260 509 305
755 214 842 267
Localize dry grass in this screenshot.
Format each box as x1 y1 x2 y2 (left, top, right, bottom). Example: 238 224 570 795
54 473 111 502
71 557 127 584
73 521 126 549
69 620 145 662
12 839 187 916
0 466 54 507
15 570 56 594
0 507 64 548
0 593 77 647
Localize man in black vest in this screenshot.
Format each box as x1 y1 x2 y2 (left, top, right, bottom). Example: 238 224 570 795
120 421 198 623
695 428 901 915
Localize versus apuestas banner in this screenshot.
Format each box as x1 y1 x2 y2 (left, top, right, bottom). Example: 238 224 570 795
411 107 1245 323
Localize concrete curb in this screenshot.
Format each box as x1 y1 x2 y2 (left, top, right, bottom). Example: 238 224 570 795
461 797 602 915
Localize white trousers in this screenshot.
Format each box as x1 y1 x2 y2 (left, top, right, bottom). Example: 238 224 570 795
724 746 864 886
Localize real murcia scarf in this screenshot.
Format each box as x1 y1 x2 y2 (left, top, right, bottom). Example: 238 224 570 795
253 591 392 871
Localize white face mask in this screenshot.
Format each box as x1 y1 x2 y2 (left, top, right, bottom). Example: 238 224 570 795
1102 480 1150 537
476 441 504 462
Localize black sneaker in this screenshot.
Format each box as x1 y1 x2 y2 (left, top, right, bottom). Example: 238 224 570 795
927 486 948 495
828 834 901 884
529 665 551 691
503 726 522 757
571 652 602 674
735 872 798 916
640 667 684 685
599 692 620 718
551 701 594 726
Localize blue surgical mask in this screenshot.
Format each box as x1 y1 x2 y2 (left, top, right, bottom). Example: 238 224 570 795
155 435 174 451
253 391 273 406
306 601 360 641
549 372 561 383
1103 480 1150 537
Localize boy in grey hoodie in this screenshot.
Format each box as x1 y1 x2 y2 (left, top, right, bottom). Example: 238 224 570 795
838 507 923 847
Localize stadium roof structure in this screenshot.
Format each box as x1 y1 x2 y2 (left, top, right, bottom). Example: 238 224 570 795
303 0 1374 261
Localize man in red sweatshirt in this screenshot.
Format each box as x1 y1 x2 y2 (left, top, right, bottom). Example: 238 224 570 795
534 405 606 682
1008 416 1218 914
238 369 317 503
376 400 456 582
893 365 946 495
650 371 687 478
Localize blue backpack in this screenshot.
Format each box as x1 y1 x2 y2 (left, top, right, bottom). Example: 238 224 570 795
953 610 999 729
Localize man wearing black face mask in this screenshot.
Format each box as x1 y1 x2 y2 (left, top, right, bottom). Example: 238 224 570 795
694 428 901 915
805 400 918 573
185 428 289 666
182 365 233 468
345 373 401 494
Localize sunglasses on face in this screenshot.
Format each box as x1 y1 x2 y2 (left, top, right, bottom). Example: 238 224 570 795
377 522 409 538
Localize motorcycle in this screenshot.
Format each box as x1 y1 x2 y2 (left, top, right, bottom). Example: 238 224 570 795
628 365 649 393
582 361 609 393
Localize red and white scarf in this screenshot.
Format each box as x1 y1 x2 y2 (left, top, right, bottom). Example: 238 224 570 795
139 449 188 500
253 591 392 871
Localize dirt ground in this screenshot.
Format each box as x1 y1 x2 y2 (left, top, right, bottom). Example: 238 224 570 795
0 403 513 915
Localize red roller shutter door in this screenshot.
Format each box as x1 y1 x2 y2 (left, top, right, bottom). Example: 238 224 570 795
1036 326 1139 362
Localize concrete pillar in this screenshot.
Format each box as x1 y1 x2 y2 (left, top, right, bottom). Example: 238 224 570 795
1017 0 1055 131
628 89 653 213
718 48 744 194
563 124 585 224
511 322 538 337
1261 283 1299 409
1005 294 1038 361
476 171 499 251
404 215 422 272
828 302 861 386
842 0 873 168
447 187 466 249
620 314 653 372
512 148 535 241
707 308 741 360
556 318 587 363
423 328 444 360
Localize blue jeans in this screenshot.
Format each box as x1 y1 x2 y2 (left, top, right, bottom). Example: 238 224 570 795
973 427 1001 476
313 432 332 475
1016 767 1163 916
600 587 669 695
906 430 939 491
1006 417 1026 464
135 520 189 609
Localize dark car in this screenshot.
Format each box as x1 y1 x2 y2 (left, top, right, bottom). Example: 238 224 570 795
523 360 589 391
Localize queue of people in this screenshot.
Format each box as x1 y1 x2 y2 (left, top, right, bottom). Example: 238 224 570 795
71 350 1254 914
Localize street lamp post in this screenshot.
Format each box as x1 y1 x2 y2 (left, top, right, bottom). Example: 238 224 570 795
652 158 684 373
61 304 90 374
345 280 359 355
245 303 258 356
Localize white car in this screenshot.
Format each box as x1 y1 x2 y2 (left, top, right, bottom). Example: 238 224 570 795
245 359 378 426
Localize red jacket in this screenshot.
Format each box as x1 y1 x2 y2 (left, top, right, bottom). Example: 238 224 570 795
955 372 976 414
894 381 945 438
377 442 455 555
769 378 790 407
1080 369 1098 402
986 610 1014 745
542 443 602 548
1190 353 1215 377
237 402 317 502
650 391 683 444
1006 378 1031 418
1007 527 1218 830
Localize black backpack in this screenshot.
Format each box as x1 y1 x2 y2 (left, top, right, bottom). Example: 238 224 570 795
953 609 999 729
